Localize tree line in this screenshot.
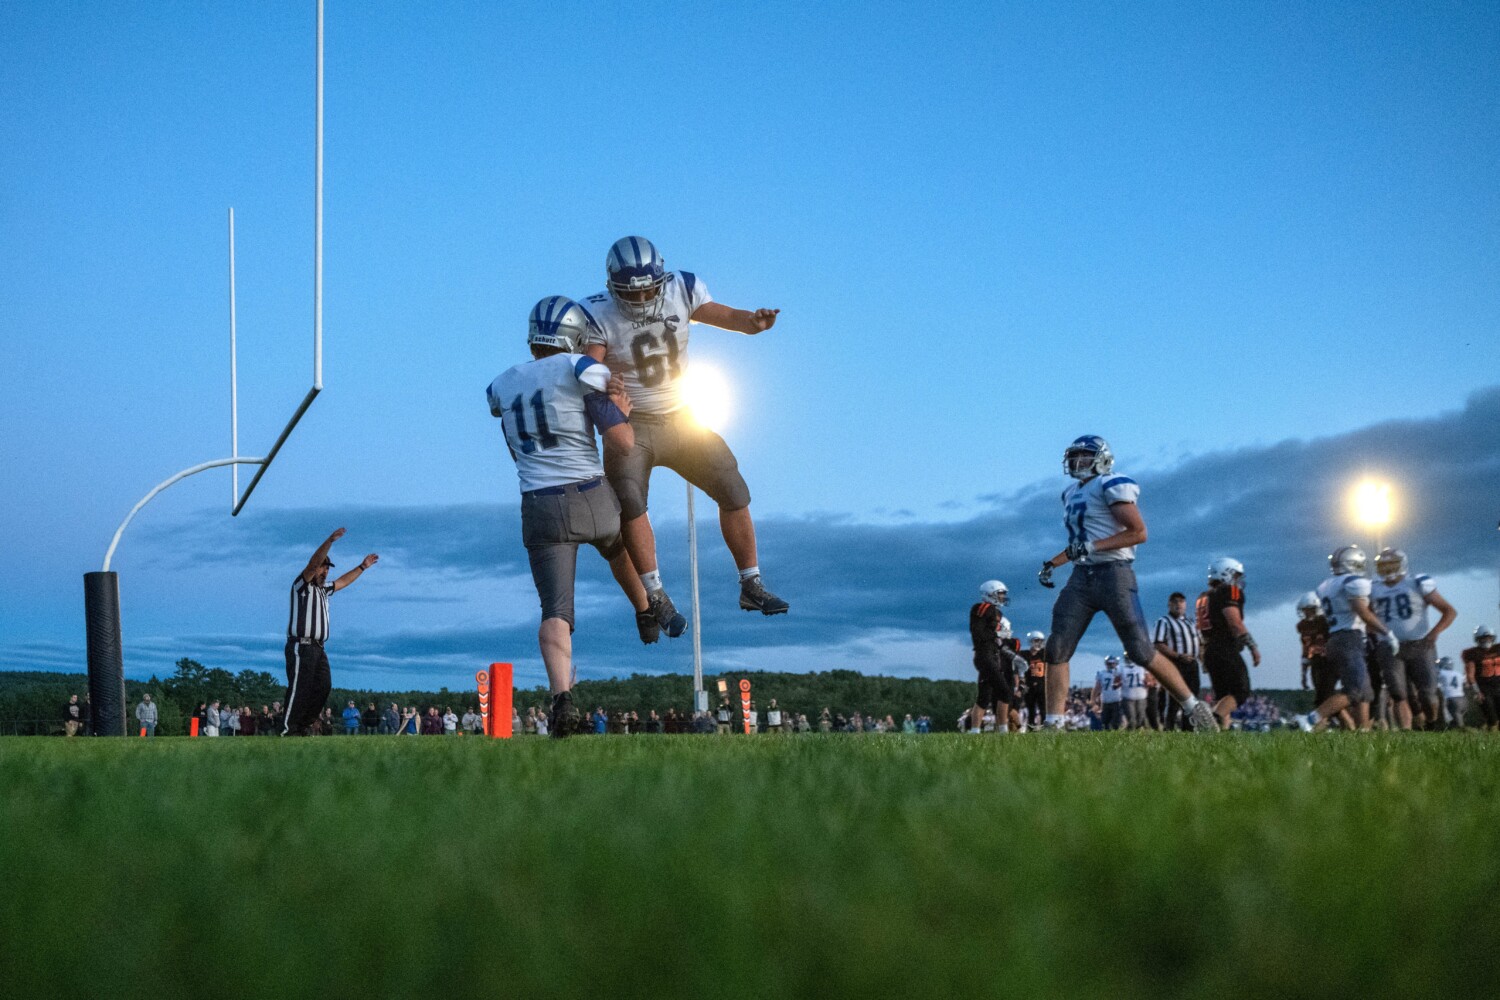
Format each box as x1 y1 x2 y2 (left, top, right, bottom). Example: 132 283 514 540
0 659 1316 734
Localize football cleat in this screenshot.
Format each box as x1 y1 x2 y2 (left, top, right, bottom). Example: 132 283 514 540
1293 713 1315 733
647 588 688 638
548 690 579 739
1188 700 1220 734
739 575 789 615
635 608 660 645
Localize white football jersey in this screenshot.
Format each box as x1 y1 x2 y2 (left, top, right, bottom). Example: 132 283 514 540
1121 663 1148 700
1096 668 1123 703
1315 573 1373 633
1439 664 1464 699
487 353 614 493
1369 574 1438 641
580 271 714 415
1061 474 1141 563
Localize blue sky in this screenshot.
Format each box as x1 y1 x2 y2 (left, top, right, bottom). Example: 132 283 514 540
3 2 1497 695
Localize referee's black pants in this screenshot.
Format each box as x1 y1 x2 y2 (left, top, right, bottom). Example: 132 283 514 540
1164 659 1201 731
284 639 331 736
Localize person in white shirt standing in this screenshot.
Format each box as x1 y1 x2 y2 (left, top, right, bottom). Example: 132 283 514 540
1369 548 1456 731
1436 657 1467 729
1037 435 1217 733
1120 655 1149 730
488 296 651 738
580 237 788 633
1295 545 1399 732
1093 656 1125 730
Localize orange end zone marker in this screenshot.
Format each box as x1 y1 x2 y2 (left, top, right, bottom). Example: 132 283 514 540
190 717 200 738
476 669 491 736
489 662 513 738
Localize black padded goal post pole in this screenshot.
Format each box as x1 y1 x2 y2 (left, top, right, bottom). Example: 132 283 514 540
83 571 127 736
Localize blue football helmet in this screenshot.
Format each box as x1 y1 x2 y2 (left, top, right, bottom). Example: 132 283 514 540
1064 435 1114 479
527 295 597 353
606 236 668 321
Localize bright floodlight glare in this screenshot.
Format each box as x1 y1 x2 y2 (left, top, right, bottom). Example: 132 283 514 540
680 363 730 432
1350 479 1393 529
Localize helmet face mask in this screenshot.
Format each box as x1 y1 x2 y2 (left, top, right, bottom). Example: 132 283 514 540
606 236 667 322
1374 547 1408 584
1026 630 1045 649
980 580 1009 606
1063 435 1114 480
1477 625 1496 648
1296 591 1321 621
1104 655 1120 669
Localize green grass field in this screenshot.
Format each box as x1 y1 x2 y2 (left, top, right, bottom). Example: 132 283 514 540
3 733 1497 998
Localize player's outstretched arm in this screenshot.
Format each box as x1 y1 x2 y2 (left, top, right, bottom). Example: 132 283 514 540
332 554 378 593
302 528 345 582
691 302 779 335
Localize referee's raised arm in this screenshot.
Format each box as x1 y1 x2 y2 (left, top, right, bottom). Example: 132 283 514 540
302 527 346 582
332 553 378 593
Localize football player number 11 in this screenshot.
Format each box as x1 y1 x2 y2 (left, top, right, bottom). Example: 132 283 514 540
508 391 558 454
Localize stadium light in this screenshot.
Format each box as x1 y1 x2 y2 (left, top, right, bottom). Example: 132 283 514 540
680 363 731 713
1350 478 1394 552
680 363 731 432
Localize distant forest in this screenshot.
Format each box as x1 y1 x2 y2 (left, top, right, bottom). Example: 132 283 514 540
1 659 1315 735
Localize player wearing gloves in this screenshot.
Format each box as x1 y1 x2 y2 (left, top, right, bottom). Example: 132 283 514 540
1293 545 1398 732
1369 548 1456 731
1037 435 1216 733
1196 557 1259 730
488 296 654 737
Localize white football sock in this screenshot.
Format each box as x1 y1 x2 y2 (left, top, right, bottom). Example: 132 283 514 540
640 570 662 592
739 565 760 582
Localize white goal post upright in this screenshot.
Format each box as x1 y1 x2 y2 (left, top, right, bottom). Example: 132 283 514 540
86 0 327 734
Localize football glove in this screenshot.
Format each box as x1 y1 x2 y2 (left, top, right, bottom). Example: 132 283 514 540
1038 562 1055 589
1064 539 1094 562
1377 630 1400 656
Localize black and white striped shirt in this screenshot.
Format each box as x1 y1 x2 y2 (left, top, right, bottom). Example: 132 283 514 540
1153 613 1200 660
288 577 333 642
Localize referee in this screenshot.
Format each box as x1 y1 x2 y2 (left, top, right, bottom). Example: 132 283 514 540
283 527 378 737
1154 592 1201 731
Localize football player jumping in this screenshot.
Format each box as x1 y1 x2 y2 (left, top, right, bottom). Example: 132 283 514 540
1036 435 1218 733
487 297 652 735
580 237 787 642
1294 545 1399 732
1369 548 1456 731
